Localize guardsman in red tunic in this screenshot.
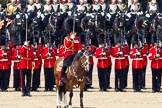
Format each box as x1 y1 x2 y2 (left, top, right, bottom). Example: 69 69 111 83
87 45 95 88
130 41 144 92
19 41 34 96
141 39 149 89
42 42 56 91
95 34 111 91
148 38 162 92
0 44 10 92
123 41 130 89
59 32 82 86
31 43 42 91
35 38 43 89
12 44 21 91
59 20 82 86
112 41 126 92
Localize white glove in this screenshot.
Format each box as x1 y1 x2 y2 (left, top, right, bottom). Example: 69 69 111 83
91 14 94 19
127 13 131 18
145 13 150 18
37 11 41 18
33 52 36 55
3 53 7 56
107 13 111 20
67 11 72 16
119 51 123 55
41 14 45 20
58 12 60 16
47 53 51 56
156 54 160 57
17 55 20 59
24 41 29 46
25 14 28 19
70 34 75 39
102 52 106 56
16 14 20 19
136 52 141 55
101 12 104 16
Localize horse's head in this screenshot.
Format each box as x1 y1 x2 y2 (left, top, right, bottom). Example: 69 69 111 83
73 52 90 78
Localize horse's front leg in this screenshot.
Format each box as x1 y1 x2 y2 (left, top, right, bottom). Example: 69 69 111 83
80 90 84 108
68 89 73 108
56 90 61 108
80 79 86 108
63 91 68 108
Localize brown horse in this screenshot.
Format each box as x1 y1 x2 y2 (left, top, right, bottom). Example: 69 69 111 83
54 53 90 108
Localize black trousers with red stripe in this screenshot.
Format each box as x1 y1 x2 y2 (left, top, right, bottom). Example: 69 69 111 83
151 68 161 91
115 69 125 90
44 68 55 90
13 69 20 89
21 69 32 94
132 69 143 91
0 69 9 91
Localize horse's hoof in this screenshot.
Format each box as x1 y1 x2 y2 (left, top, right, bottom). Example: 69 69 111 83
80 106 84 108
56 105 61 108
64 106 68 108
68 105 72 108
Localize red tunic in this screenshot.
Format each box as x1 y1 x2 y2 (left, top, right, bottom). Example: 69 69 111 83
149 47 162 69
142 44 148 66
95 47 111 68
58 45 65 57
33 50 41 69
42 47 56 68
112 46 126 69
130 48 144 69
0 48 10 70
64 36 82 59
123 45 130 67
89 45 95 65
19 46 34 69
12 47 20 70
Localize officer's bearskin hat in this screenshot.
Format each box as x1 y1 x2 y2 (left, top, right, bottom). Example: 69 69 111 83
79 33 86 44
151 33 157 44
64 17 77 35
30 37 39 45
114 34 121 44
132 35 138 45
0 35 6 46
98 33 105 44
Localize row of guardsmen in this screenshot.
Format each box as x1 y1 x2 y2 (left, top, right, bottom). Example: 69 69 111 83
0 32 162 96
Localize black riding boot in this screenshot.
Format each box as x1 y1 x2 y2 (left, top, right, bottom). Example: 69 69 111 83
59 66 67 86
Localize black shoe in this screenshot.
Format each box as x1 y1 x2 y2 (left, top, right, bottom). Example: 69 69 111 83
49 89 54 91
44 89 48 92
103 89 108 92
26 93 32 97
115 89 119 92
22 93 26 97
107 87 112 89
119 89 126 92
